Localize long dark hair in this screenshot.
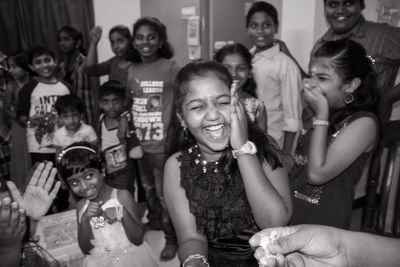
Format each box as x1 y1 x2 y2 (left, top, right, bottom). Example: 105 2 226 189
214 43 257 98
313 38 379 126
7 51 34 75
131 16 174 62
166 60 282 176
58 25 86 55
109 25 138 62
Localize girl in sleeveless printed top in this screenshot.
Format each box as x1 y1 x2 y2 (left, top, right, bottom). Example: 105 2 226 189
290 39 379 229
164 61 292 266
57 142 158 267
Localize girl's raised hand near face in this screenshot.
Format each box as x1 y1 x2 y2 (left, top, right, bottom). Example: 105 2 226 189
230 81 248 150
90 26 103 44
303 79 329 119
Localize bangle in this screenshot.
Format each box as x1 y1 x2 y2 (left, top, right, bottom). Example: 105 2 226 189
313 119 330 127
182 254 210 267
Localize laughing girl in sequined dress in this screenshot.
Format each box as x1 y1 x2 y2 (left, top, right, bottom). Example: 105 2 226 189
290 39 379 229
163 61 292 266
58 142 158 267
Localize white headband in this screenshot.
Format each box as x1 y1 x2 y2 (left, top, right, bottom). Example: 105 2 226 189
57 146 96 163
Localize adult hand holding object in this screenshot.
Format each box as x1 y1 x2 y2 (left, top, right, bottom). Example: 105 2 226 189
250 224 400 267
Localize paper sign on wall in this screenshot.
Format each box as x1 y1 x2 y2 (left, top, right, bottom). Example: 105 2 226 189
181 6 196 19
187 16 200 46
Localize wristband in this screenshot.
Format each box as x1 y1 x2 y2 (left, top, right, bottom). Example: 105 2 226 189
313 119 330 127
182 254 210 267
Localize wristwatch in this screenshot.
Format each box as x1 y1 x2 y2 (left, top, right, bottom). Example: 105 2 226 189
232 141 257 159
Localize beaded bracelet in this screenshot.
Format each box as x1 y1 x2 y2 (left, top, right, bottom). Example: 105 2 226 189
182 254 210 267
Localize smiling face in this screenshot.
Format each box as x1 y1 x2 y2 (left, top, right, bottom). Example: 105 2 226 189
110 31 130 57
247 11 277 52
325 0 363 35
221 53 250 90
133 24 162 63
30 54 57 81
179 75 231 160
307 57 351 110
66 168 104 201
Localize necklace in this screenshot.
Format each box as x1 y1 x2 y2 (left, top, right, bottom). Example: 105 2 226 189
188 145 220 173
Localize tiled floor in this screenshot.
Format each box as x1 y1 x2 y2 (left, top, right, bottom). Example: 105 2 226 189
144 230 179 267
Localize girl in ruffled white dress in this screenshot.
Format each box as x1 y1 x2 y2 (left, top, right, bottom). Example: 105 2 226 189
57 141 158 267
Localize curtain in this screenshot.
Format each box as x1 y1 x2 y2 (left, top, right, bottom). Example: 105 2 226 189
0 0 95 56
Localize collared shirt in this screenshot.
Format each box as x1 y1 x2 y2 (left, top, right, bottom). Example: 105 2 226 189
251 42 303 148
60 53 94 125
313 16 400 96
53 122 97 149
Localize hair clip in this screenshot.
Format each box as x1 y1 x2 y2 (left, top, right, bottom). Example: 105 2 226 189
57 146 97 163
366 55 376 65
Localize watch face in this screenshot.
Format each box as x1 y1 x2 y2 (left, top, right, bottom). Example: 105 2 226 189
232 141 257 158
246 141 257 153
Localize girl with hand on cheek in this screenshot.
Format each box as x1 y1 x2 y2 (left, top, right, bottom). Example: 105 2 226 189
290 39 379 229
164 61 292 267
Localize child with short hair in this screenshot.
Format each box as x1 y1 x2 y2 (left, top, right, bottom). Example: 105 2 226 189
99 81 142 197
54 94 98 153
57 142 157 267
17 46 70 164
246 1 303 155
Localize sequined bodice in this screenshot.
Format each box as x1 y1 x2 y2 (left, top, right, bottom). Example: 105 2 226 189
291 112 376 205
178 145 256 241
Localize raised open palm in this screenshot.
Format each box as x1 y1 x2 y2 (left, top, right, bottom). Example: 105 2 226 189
7 162 60 220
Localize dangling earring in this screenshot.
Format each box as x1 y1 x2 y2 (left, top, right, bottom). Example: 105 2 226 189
343 93 354 105
183 127 188 140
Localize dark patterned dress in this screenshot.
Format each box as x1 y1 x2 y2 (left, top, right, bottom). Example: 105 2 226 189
178 145 259 266
290 112 377 229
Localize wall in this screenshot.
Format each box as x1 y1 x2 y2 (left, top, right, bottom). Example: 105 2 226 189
93 0 141 82
281 0 317 72
281 0 380 72
141 0 202 66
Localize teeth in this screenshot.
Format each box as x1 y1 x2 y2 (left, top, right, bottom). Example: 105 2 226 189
142 47 150 52
205 124 224 140
337 16 346 21
205 124 223 131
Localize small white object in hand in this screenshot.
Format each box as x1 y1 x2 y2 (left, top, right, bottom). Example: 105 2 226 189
258 231 278 266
